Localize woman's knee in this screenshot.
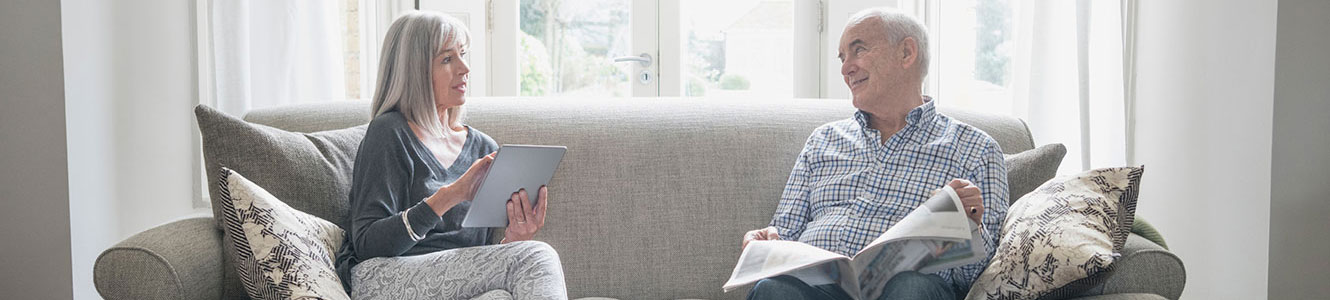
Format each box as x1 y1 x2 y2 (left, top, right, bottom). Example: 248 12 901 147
505 240 562 268
508 240 557 257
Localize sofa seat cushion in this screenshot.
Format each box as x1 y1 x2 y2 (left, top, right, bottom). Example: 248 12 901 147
217 168 348 300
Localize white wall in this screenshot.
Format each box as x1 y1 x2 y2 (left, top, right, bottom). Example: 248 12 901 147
104 0 199 235
0 1 75 298
1133 1 1277 299
61 0 120 298
1270 0 1330 298
60 0 201 298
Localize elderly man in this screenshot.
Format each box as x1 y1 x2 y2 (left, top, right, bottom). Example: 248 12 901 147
740 8 1009 300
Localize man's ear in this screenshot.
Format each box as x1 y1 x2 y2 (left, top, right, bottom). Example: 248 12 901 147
899 37 919 69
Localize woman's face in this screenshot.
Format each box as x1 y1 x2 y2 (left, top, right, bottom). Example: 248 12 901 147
431 44 470 109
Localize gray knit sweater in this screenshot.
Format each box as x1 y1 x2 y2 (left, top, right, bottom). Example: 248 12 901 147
335 111 499 291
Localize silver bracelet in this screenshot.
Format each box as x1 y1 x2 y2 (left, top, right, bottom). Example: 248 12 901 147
402 206 426 242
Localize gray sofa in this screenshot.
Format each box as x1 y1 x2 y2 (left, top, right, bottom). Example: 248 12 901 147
94 98 1184 299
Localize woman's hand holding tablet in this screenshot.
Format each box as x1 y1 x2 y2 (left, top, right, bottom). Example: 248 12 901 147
461 145 567 228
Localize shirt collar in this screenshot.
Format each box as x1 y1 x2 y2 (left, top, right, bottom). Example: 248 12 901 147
854 96 938 138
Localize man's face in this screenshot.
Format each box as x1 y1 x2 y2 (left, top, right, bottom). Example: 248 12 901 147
838 19 906 110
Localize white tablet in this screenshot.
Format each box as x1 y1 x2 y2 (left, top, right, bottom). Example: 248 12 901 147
461 144 567 228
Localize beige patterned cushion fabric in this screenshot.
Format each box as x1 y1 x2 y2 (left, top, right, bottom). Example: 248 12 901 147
218 168 350 300
966 166 1144 300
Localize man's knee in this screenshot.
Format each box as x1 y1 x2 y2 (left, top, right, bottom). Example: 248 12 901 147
748 275 810 300
879 271 954 300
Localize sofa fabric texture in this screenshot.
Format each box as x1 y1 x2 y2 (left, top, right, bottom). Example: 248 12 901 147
94 98 1184 300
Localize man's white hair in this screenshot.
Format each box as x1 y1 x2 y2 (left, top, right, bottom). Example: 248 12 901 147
848 8 930 78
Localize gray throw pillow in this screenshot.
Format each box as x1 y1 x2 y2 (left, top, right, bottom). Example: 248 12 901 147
1004 143 1067 204
196 105 366 230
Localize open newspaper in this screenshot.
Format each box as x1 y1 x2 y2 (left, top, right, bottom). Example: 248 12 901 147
722 185 984 300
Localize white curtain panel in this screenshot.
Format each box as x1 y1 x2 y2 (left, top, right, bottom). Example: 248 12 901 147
212 0 347 117
1008 0 1129 174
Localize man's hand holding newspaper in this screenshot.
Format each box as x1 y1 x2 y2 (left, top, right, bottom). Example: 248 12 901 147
723 185 984 300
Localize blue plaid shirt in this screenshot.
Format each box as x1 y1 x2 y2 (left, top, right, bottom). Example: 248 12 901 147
770 98 1009 291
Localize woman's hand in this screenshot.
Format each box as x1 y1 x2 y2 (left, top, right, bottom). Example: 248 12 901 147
502 186 548 243
424 152 496 216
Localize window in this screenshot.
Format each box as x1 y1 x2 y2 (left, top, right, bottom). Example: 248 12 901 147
519 0 633 97
929 0 1016 114
925 0 1130 173
422 0 819 98
681 0 794 98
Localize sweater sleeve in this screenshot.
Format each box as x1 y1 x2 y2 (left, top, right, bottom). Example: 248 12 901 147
347 120 442 260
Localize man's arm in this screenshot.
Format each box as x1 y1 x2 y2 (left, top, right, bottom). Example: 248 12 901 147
768 136 818 240
743 130 822 249
950 141 1010 289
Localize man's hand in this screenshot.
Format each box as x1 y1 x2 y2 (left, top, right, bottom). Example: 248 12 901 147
944 179 984 224
742 226 781 250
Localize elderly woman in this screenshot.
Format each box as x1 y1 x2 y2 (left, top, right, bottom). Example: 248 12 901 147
333 11 567 300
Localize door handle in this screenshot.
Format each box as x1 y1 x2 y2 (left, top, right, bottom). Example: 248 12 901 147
612 53 653 68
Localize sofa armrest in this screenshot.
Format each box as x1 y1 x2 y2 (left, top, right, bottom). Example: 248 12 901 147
1066 293 1168 300
1099 234 1186 299
93 217 227 300
1062 234 1186 300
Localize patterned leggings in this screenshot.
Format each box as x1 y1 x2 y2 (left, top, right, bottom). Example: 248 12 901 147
351 241 568 300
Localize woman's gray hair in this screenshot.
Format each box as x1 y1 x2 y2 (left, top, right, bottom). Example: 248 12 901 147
370 11 470 138
848 8 930 78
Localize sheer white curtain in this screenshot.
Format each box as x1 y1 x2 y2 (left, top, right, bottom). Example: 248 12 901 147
1009 0 1127 173
933 0 1132 175
211 0 346 117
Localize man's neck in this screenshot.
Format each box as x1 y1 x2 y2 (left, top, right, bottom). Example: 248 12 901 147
864 94 925 141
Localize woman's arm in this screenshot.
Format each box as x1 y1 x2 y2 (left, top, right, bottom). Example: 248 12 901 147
347 127 438 259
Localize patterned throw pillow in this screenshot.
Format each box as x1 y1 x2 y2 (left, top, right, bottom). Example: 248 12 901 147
217 168 350 300
966 166 1144 300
